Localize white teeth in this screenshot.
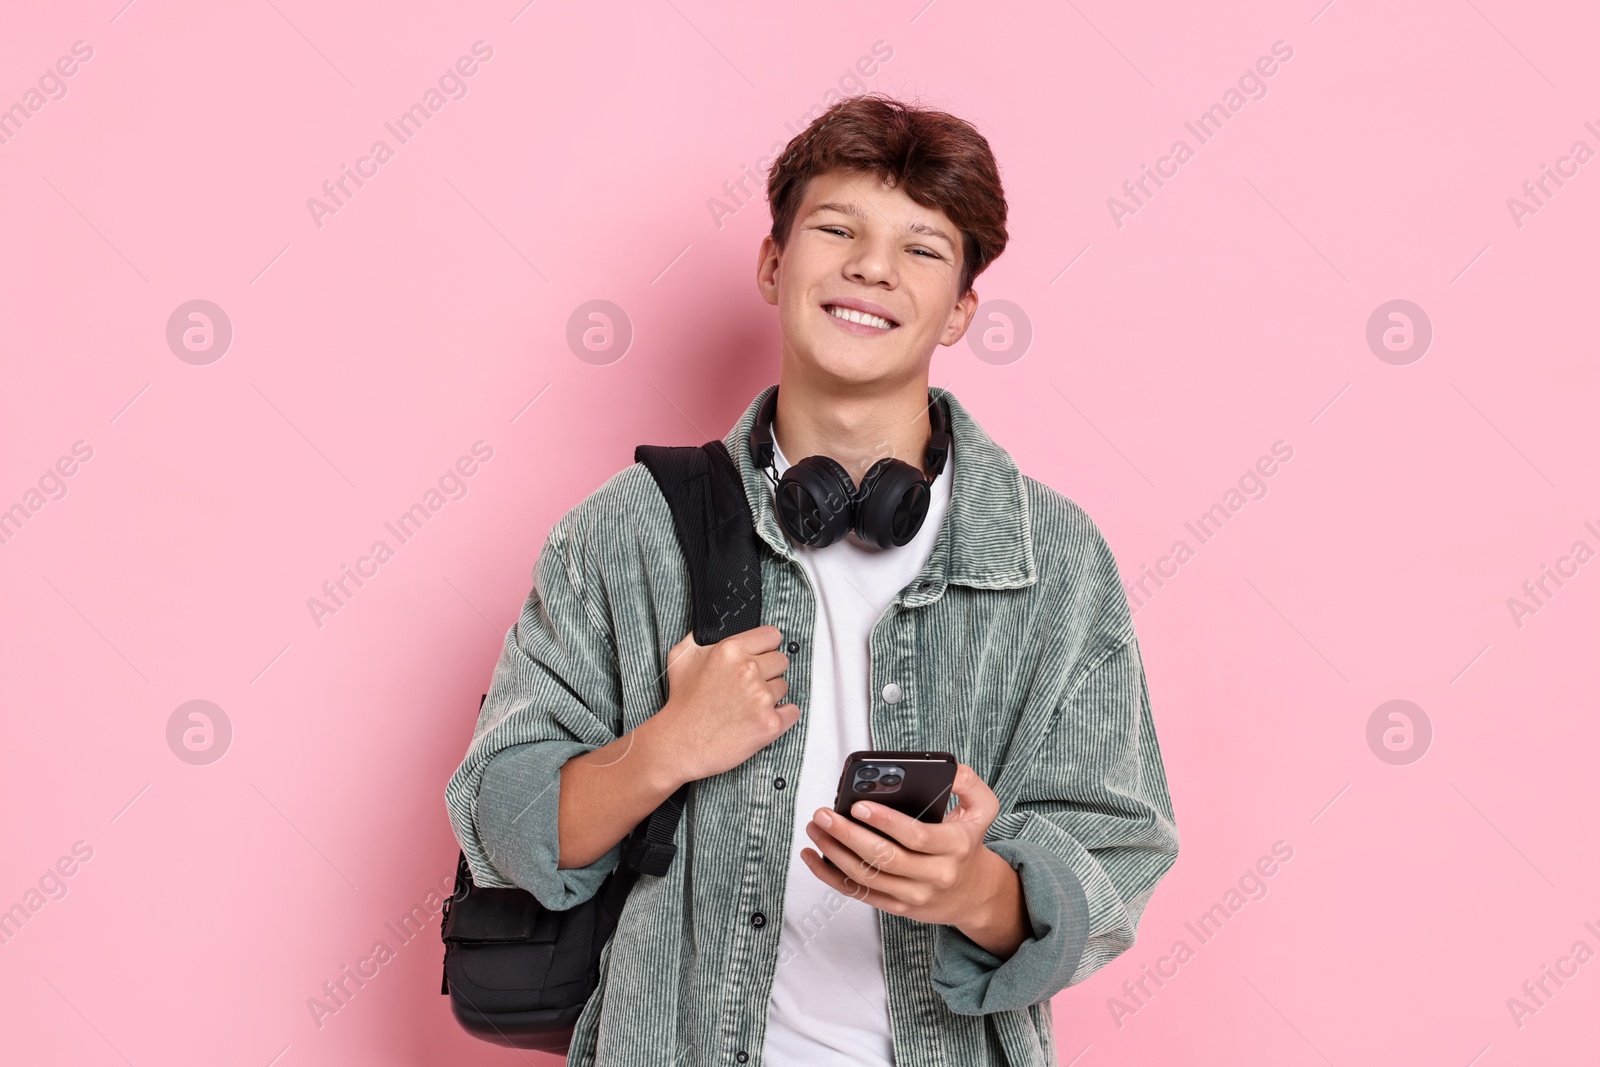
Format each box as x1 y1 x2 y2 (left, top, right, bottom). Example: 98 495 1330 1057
828 305 894 330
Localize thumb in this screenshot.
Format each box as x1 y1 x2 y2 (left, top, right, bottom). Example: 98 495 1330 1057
949 763 998 821
665 629 700 671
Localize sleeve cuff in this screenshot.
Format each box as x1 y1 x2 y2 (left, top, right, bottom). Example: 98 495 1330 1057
473 740 626 911
929 838 1091 1015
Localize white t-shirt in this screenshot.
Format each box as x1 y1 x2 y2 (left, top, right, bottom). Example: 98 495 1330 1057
762 429 954 1067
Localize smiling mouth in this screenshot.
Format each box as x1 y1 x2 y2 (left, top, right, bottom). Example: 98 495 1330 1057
824 304 899 330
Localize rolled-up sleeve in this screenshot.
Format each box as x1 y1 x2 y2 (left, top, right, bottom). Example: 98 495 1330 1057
931 635 1180 1015
443 498 630 908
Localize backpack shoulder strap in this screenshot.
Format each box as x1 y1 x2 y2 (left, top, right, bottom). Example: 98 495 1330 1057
604 439 762 880
633 440 763 643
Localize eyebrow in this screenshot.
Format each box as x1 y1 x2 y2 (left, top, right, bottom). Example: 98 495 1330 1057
807 201 957 250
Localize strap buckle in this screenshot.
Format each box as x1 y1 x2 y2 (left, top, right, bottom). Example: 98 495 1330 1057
624 836 678 876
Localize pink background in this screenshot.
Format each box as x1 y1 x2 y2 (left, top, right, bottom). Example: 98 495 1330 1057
3 1 1597 1064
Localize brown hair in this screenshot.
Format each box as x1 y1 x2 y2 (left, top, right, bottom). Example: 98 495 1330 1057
766 94 1008 297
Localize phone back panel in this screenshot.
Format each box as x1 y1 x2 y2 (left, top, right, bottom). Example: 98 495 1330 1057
832 750 957 837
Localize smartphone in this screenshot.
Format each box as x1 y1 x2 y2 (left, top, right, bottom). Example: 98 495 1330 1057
831 750 958 840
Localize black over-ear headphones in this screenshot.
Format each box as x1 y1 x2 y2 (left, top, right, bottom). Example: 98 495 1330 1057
749 386 952 550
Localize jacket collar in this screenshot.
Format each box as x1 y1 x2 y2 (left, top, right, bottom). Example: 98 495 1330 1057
723 384 1038 601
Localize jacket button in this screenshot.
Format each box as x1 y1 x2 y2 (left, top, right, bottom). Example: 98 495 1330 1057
774 776 786 789
736 1053 750 1064
787 641 799 653
918 580 932 591
881 682 903 704
751 912 766 928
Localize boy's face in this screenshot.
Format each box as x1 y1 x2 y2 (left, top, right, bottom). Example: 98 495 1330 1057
756 168 980 389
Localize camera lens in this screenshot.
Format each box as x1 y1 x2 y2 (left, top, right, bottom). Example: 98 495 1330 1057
878 774 902 787
855 781 877 792
857 766 880 780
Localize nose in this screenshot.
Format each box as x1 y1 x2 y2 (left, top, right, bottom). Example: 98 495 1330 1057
844 233 895 287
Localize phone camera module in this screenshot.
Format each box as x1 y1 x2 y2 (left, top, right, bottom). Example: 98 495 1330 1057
857 766 881 780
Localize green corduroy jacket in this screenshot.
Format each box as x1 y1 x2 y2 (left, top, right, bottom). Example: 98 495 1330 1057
444 383 1180 1067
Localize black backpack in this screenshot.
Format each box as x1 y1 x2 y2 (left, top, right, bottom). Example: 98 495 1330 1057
440 439 763 1052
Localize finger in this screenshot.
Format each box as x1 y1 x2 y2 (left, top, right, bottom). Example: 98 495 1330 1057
804 823 917 898
800 847 893 907
800 848 873 902
727 624 782 654
764 676 789 704
822 809 939 881
752 648 791 679
772 703 802 731
844 800 935 854
948 763 999 821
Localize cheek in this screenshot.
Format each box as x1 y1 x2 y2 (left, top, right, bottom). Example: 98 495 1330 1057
783 235 838 281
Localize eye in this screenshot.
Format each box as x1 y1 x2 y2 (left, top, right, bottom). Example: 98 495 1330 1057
909 247 940 259
819 225 850 237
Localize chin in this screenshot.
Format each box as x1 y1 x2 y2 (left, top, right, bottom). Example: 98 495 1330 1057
791 346 904 387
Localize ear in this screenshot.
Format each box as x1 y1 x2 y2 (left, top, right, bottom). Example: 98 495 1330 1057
939 285 981 347
756 234 781 307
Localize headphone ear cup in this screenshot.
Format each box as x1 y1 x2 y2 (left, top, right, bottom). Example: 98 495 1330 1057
775 456 858 548
853 459 932 550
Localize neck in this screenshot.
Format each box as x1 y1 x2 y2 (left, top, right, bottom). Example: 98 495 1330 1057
771 370 935 485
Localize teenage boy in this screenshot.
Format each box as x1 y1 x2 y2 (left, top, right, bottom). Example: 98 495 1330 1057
446 94 1179 1067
